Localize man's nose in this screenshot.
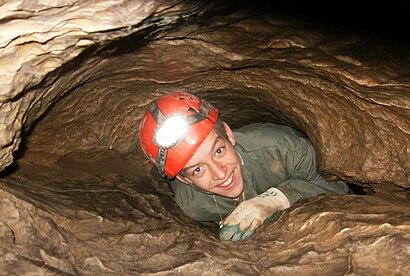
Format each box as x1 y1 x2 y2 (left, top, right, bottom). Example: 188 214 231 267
210 160 227 180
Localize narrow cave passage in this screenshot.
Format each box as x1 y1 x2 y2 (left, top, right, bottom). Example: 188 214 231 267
1 1 409 274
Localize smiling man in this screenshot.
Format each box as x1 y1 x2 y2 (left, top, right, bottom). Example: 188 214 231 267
139 92 349 241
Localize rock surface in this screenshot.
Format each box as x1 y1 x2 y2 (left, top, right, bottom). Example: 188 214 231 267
2 166 410 274
0 0 409 274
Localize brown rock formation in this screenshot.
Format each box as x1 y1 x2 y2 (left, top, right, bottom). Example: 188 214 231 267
0 0 409 274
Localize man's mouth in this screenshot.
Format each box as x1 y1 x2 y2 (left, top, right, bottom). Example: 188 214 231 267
218 172 235 190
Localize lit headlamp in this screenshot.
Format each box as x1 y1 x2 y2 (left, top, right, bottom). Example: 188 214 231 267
147 97 212 177
154 115 188 148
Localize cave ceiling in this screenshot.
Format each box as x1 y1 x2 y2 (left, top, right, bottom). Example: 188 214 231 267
0 0 409 274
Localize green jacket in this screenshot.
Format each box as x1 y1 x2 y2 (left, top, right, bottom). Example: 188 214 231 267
170 123 349 222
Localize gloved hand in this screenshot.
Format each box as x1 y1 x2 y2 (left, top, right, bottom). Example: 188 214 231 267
219 187 290 241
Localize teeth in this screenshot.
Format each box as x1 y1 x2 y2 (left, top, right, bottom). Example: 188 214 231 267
220 174 233 187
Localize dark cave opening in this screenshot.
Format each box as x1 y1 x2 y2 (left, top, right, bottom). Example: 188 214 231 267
231 0 410 43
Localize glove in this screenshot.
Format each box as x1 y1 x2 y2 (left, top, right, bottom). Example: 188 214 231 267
219 187 290 241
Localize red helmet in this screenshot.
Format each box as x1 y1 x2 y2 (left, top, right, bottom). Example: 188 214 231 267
139 92 219 178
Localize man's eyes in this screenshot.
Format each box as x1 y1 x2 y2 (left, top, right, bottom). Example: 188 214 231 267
192 167 202 176
216 146 225 155
189 144 226 176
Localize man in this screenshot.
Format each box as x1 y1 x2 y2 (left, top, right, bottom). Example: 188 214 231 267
139 92 349 241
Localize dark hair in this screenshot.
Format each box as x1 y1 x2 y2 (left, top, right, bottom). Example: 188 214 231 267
213 119 228 140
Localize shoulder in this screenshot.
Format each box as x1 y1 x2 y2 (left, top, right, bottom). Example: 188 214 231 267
233 123 308 151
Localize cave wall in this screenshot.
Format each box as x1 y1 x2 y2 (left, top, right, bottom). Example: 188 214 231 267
1 0 410 274
0 0 219 172
1 1 409 190
1 185 409 274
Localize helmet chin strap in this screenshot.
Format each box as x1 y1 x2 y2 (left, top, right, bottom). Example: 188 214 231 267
148 100 168 177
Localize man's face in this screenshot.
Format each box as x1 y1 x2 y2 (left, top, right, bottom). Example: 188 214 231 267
177 123 244 199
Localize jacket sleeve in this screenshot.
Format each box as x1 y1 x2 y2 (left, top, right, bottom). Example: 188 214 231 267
275 134 350 206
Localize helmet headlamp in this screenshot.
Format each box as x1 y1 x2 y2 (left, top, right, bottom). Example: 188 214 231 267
139 92 219 178
154 115 188 148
